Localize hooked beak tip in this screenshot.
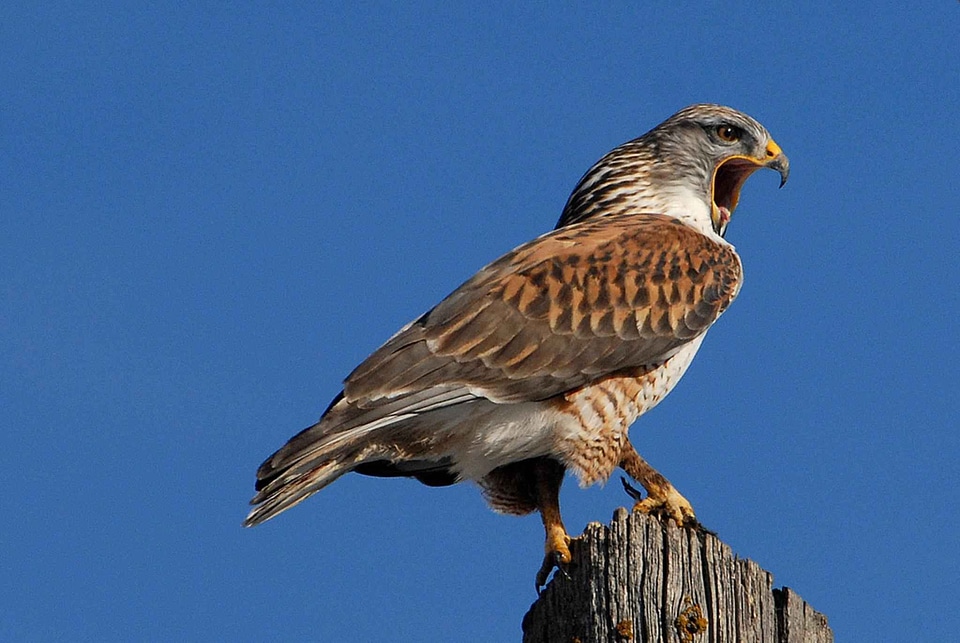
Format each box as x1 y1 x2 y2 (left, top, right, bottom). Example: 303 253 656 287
771 155 790 188
763 139 789 188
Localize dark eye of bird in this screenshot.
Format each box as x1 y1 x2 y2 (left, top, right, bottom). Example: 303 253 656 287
716 124 741 143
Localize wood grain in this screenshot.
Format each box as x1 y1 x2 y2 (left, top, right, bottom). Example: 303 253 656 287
522 509 832 643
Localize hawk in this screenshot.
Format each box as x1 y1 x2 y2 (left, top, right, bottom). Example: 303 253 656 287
245 104 789 587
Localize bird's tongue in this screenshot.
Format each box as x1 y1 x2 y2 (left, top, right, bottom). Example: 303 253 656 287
718 205 731 225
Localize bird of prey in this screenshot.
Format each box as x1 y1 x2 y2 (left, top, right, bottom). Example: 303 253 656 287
245 104 789 588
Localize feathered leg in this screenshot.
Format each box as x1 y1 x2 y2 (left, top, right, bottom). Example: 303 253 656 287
619 441 697 527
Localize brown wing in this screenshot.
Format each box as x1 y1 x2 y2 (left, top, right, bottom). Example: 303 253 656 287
344 213 741 405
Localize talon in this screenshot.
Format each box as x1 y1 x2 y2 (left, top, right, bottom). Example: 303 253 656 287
621 476 644 502
622 476 698 527
634 496 698 528
536 540 572 592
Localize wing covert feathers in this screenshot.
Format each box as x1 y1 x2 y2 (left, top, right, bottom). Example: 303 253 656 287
345 213 740 404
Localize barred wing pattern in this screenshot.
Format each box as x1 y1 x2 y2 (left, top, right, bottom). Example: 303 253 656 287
347 213 740 402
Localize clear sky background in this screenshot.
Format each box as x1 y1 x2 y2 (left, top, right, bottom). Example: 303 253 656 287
3 3 958 641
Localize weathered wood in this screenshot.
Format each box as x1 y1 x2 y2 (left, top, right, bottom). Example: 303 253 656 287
522 508 832 643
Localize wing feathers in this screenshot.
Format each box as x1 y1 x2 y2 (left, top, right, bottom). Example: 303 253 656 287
246 213 741 525
343 214 739 405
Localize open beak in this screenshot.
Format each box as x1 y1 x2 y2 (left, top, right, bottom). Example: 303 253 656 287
711 139 789 236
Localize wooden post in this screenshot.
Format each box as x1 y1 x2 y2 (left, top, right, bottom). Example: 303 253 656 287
522 508 832 643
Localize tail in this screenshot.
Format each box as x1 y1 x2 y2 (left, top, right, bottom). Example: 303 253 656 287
243 417 362 527
243 391 464 527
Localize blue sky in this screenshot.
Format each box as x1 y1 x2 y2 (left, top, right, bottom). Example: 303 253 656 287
2 3 958 641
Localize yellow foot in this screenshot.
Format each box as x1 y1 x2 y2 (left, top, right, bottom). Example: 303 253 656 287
535 531 571 591
621 477 697 527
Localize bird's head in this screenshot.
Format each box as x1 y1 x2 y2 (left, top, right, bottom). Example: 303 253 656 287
557 104 789 236
656 104 789 237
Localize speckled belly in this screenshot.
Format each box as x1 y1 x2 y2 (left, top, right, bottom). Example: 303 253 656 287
551 333 707 486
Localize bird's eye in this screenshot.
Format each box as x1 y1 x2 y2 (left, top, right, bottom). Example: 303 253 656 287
716 124 741 143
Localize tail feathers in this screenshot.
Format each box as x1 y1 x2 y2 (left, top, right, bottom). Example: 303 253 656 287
243 459 346 527
244 413 449 527
245 388 482 527
244 415 379 527
243 428 456 526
